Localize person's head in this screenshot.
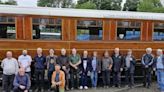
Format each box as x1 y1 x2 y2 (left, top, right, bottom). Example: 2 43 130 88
72 48 77 55
6 51 12 59
114 48 120 54
127 49 132 55
93 51 97 57
104 50 109 57
18 68 25 76
146 48 152 54
83 50 88 57
37 48 42 55
22 50 27 56
61 48 66 55
156 49 163 56
55 64 61 72
49 49 54 55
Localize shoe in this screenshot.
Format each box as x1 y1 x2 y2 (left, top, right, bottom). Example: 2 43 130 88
41 89 44 92
118 85 121 88
84 86 88 89
34 89 38 92
71 87 74 90
79 86 83 89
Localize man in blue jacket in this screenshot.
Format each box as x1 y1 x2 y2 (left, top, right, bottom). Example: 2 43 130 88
153 49 164 92
141 48 154 88
13 68 31 92
34 48 46 92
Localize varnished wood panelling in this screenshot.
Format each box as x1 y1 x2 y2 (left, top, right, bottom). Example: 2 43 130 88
109 20 116 40
16 16 24 39
24 16 32 40
103 20 110 40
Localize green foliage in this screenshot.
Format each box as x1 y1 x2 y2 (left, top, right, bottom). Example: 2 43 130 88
37 0 73 8
76 1 97 9
123 0 139 11
0 0 17 5
137 0 164 13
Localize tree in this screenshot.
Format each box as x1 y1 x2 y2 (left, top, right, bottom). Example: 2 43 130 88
100 0 122 10
137 0 164 13
123 0 139 11
4 0 17 5
37 0 73 8
76 1 97 9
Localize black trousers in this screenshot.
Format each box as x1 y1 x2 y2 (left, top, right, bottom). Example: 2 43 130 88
35 69 45 89
125 69 134 87
143 68 152 87
102 70 111 86
70 67 79 88
13 87 26 92
113 72 121 86
2 74 15 92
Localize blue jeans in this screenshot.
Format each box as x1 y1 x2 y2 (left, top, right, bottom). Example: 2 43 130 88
157 69 164 91
91 71 98 87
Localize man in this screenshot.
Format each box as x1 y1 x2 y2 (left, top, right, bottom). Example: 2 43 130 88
79 50 91 90
46 49 57 91
102 50 113 88
13 68 31 92
34 48 46 92
124 49 136 88
153 49 164 92
51 64 65 92
18 50 32 77
112 48 124 88
57 48 70 90
141 48 154 88
1 51 19 92
69 48 81 89
90 51 101 88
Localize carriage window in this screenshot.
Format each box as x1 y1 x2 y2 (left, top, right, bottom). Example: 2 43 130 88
117 21 141 40
32 18 62 40
153 22 164 41
0 16 16 39
77 20 103 41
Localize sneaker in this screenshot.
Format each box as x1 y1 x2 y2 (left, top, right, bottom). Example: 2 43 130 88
41 89 44 92
84 86 88 89
79 86 83 89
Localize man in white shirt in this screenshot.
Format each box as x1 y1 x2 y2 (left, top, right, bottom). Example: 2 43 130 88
1 51 19 92
18 50 32 77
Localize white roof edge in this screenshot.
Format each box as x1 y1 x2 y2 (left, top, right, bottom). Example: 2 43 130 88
0 5 164 21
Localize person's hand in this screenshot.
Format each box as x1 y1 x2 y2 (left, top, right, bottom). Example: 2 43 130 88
62 66 66 70
129 58 133 61
145 65 149 68
109 68 112 71
24 90 28 92
74 66 78 70
153 68 156 71
98 71 101 73
19 85 25 89
120 68 123 72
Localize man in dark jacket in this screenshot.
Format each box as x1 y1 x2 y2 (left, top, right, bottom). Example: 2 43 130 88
34 48 46 92
124 49 136 88
13 68 31 92
57 48 70 90
112 48 124 88
141 48 154 88
79 50 91 90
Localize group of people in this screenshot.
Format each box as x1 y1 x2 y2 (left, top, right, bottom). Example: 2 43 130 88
0 47 164 92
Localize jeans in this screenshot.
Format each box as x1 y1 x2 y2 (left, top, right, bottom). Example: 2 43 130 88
48 70 54 89
80 71 88 87
157 69 164 91
70 68 79 88
125 69 134 87
35 69 45 89
91 71 98 87
143 68 152 87
113 72 121 86
102 70 111 86
2 74 15 92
